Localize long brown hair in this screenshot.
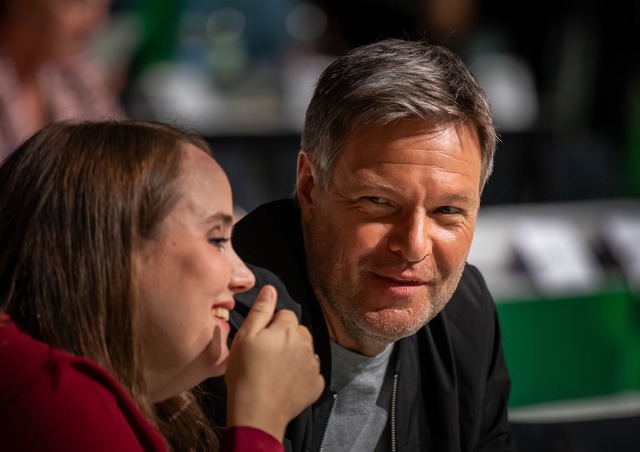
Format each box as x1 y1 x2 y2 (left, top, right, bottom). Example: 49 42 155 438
0 119 218 451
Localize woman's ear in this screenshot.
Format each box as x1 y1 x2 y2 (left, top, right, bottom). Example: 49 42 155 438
296 151 316 214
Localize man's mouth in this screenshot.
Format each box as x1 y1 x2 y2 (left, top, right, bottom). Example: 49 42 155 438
375 274 426 286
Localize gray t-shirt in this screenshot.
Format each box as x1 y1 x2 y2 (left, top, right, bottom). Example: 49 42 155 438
321 341 394 452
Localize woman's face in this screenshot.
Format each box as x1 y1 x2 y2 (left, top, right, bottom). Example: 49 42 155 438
133 144 255 402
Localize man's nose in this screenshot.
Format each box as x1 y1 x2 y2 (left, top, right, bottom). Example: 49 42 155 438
388 211 432 263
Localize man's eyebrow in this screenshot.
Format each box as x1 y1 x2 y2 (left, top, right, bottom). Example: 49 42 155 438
441 193 479 205
203 212 234 228
357 176 397 192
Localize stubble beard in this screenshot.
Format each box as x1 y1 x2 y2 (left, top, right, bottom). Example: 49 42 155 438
305 228 467 354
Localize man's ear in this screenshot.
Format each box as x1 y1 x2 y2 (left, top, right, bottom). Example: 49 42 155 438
296 151 316 213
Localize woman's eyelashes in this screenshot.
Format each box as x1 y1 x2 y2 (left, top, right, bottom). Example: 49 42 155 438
208 237 230 250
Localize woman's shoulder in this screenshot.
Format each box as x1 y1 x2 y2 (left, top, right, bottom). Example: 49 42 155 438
0 319 167 451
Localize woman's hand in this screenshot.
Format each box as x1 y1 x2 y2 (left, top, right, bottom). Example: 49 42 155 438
224 285 324 442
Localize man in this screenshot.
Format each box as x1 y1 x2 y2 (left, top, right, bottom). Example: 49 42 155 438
209 38 515 451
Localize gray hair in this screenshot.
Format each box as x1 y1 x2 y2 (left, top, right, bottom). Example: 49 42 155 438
301 38 497 192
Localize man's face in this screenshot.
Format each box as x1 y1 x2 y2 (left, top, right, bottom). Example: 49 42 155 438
297 120 482 356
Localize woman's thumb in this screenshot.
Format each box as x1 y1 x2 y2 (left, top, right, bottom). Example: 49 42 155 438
238 285 278 335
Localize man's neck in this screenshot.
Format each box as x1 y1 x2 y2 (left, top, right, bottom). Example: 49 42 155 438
318 301 393 357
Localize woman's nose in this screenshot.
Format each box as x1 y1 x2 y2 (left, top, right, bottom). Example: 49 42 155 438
228 248 256 293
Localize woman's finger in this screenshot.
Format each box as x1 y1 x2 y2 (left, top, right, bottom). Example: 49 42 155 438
237 285 277 336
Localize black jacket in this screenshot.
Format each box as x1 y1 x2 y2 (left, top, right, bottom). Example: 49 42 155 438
204 199 515 452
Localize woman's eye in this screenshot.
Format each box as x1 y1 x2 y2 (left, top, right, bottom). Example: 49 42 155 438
209 237 230 250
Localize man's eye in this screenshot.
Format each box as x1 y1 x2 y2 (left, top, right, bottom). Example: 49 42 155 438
366 197 389 204
209 237 230 249
436 206 460 215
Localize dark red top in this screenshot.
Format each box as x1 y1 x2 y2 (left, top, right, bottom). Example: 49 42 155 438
0 316 282 452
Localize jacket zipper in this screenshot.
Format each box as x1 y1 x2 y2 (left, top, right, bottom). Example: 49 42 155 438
391 373 398 452
317 374 398 452
318 393 338 452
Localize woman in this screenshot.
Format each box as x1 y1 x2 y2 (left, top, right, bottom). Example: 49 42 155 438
0 119 324 451
0 0 124 160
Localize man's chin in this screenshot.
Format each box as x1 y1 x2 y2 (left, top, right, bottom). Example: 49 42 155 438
359 313 425 344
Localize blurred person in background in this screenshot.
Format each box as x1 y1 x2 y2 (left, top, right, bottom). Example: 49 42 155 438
0 0 124 161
